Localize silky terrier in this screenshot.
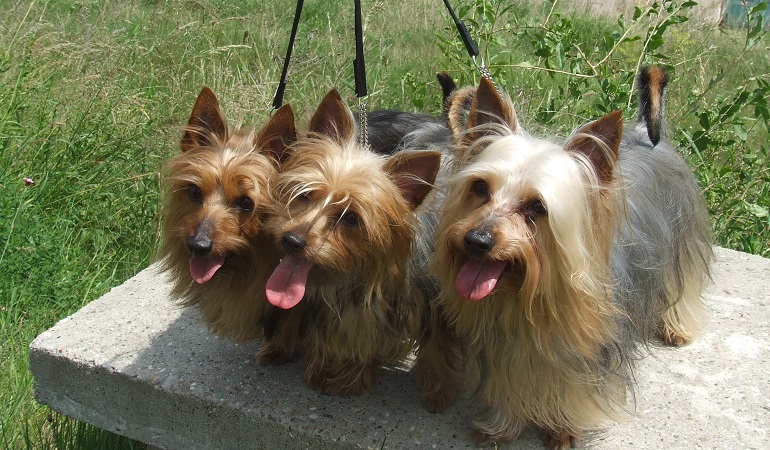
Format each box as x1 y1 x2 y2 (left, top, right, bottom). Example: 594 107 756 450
159 87 296 342
429 67 712 448
260 88 451 397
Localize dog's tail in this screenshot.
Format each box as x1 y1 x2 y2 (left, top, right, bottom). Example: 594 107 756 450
437 72 459 127
437 72 457 103
636 65 669 147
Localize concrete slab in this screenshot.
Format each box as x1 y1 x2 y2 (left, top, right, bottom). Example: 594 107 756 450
30 247 769 449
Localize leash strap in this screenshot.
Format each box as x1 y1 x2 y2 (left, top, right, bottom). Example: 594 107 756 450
354 0 369 147
442 0 479 59
441 0 495 85
272 0 305 109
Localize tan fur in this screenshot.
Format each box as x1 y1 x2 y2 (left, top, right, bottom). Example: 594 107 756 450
658 254 710 345
428 79 630 448
158 87 296 342
261 89 442 396
637 65 670 146
445 85 477 137
645 66 666 140
414 317 464 412
428 72 711 449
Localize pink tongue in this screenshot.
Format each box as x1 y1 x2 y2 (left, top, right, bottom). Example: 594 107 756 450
455 258 508 301
189 255 226 284
266 255 314 309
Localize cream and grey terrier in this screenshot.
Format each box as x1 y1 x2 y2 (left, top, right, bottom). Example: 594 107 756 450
428 67 713 448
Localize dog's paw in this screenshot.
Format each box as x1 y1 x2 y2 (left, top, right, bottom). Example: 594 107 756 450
322 364 378 396
539 428 578 450
257 342 293 365
472 429 513 448
420 386 458 413
658 328 691 347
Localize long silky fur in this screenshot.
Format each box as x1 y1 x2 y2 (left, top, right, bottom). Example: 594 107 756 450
159 88 295 344
433 131 628 442
397 122 467 412
159 127 279 343
365 109 445 156
429 70 712 446
613 108 713 347
262 115 442 395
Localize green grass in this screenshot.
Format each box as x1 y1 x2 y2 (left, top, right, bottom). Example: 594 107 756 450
0 0 767 448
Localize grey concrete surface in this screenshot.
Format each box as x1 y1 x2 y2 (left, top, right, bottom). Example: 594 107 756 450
30 246 769 449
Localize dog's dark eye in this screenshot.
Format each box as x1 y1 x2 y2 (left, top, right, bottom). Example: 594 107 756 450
234 196 255 211
471 179 489 198
524 199 547 219
288 189 312 206
188 184 203 203
340 211 359 227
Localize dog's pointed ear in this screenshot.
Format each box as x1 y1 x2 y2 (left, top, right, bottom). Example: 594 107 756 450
309 89 355 144
181 87 227 152
444 85 476 137
466 77 518 137
257 104 297 165
383 150 441 210
437 72 470 137
565 110 623 185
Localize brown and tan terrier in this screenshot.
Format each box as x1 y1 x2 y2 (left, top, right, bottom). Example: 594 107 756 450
159 87 296 343
260 88 450 398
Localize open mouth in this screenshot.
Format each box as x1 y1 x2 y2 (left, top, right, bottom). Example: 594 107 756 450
189 254 226 284
266 255 315 309
455 257 509 301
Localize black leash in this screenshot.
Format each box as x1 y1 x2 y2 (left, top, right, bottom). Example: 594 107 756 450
272 0 369 146
272 0 304 110
441 0 495 84
274 0 492 112
442 0 479 60
354 0 369 146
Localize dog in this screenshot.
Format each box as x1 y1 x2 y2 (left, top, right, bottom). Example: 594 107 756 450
260 88 452 397
366 108 447 156
158 87 296 343
428 67 713 448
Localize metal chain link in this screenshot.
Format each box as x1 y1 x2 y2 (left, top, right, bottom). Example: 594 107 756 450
473 56 499 94
358 97 369 148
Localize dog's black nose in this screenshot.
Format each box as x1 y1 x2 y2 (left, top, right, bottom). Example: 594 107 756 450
464 229 496 257
282 231 307 254
187 234 213 256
